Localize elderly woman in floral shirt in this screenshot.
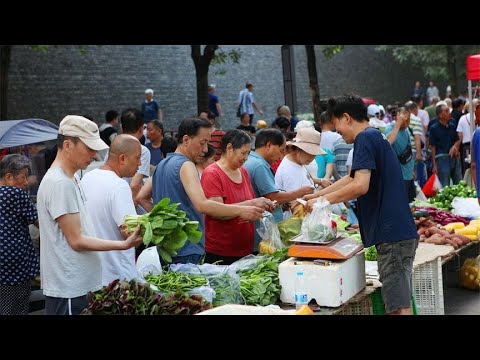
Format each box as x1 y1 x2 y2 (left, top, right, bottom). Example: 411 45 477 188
0 154 39 315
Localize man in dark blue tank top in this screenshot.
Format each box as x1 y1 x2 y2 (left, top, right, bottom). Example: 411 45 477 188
150 118 265 265
305 95 419 315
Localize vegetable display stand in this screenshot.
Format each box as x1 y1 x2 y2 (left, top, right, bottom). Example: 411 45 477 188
412 257 445 315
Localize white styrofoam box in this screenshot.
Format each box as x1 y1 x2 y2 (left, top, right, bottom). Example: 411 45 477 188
279 252 366 307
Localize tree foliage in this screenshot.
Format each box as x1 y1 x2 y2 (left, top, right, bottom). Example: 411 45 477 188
322 45 345 60
305 45 345 123
376 45 480 96
210 48 242 75
191 45 241 114
28 45 88 55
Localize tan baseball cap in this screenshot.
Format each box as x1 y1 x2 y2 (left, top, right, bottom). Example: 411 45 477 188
58 115 109 151
286 127 326 155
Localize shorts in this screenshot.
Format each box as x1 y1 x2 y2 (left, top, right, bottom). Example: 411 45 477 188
45 294 89 315
376 238 418 313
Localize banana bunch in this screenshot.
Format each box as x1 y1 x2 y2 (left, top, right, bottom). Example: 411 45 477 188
292 204 305 218
258 240 275 255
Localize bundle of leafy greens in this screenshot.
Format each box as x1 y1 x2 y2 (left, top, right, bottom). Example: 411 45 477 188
236 248 289 306
124 198 202 263
81 279 212 315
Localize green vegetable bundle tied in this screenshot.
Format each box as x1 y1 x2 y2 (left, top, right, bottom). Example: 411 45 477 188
123 197 202 263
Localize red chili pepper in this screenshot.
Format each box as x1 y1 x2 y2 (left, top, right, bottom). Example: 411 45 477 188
331 220 337 228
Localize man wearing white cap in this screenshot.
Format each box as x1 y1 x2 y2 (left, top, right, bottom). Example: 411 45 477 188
367 104 387 130
37 115 142 315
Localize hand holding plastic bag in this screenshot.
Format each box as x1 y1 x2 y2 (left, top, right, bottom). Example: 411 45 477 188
301 198 337 243
257 212 285 255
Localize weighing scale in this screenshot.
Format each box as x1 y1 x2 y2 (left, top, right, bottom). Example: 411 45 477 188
288 233 364 260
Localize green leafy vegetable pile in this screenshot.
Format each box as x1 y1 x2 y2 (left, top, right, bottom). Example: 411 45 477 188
124 197 202 263
365 246 377 261
237 248 288 306
81 279 212 315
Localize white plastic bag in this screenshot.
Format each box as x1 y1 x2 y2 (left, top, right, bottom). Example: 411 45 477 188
301 198 337 242
451 197 480 218
169 263 243 305
136 246 162 282
414 181 427 201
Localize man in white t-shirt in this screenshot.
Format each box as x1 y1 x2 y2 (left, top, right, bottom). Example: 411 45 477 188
457 100 480 174
81 135 142 286
37 116 142 315
319 111 342 151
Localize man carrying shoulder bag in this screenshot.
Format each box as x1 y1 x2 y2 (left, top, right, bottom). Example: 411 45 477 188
384 106 416 203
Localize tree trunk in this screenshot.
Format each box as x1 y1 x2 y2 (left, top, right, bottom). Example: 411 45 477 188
446 45 458 97
305 45 321 124
191 45 218 115
0 45 11 120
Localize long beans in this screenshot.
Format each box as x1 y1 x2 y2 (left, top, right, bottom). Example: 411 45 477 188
145 272 208 293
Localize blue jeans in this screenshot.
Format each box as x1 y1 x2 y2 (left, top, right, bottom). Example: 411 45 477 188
416 160 427 188
436 156 462 187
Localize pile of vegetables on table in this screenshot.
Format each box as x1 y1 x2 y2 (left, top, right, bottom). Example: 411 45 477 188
427 181 477 211
81 279 212 315
233 248 289 306
123 197 202 263
140 248 290 309
414 206 470 226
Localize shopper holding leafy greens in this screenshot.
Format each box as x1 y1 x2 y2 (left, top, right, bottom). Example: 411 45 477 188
137 118 266 265
37 116 142 315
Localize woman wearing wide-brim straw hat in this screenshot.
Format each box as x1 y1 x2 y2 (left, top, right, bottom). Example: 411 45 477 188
274 127 331 219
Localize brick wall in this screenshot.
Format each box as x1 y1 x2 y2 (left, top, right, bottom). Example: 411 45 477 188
7 45 445 132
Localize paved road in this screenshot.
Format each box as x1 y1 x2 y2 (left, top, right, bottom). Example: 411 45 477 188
443 244 480 315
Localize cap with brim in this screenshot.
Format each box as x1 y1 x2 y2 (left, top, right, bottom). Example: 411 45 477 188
286 127 326 155
58 115 109 151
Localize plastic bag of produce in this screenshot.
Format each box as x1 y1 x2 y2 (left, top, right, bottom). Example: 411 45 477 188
257 212 285 255
458 256 480 291
277 217 303 245
301 198 337 243
228 254 266 273
169 263 243 305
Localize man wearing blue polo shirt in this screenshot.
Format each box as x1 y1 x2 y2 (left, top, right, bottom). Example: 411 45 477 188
429 103 461 187
243 129 314 253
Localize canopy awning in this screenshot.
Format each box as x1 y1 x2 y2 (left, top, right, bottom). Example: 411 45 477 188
0 119 59 149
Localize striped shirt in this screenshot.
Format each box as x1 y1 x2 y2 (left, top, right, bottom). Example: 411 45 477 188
409 114 423 152
332 138 353 178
